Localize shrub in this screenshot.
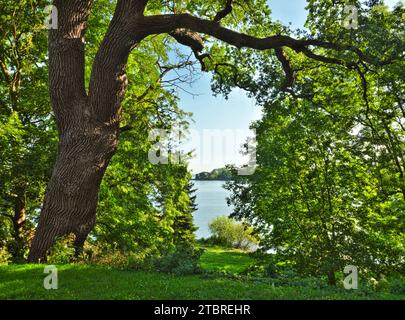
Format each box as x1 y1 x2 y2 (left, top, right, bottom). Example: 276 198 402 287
74 241 157 270
47 236 76 264
208 216 258 250
389 277 405 294
154 245 204 276
0 246 11 265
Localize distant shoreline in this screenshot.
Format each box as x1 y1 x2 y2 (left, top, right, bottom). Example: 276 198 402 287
193 167 232 181
191 178 230 181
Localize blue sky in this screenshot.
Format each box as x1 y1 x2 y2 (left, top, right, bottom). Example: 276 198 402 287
177 0 401 173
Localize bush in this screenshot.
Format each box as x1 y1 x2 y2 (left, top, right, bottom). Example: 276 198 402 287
208 216 258 250
47 236 76 264
388 278 405 294
73 241 157 270
241 251 277 277
154 245 204 276
0 246 11 265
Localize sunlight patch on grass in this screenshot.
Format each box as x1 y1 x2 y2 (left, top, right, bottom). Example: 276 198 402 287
199 246 253 274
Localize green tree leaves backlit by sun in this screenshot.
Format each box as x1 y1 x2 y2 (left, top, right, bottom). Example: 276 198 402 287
226 1 404 284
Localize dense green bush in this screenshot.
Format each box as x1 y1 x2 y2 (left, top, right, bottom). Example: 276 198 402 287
154 245 204 276
0 246 11 265
47 236 76 264
388 278 405 294
208 216 258 250
69 241 157 270
371 276 405 295
243 252 405 295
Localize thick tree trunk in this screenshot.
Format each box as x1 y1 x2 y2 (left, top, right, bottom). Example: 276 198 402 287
27 0 137 262
28 123 118 262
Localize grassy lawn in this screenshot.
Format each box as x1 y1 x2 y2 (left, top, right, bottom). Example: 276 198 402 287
198 246 253 274
0 247 403 300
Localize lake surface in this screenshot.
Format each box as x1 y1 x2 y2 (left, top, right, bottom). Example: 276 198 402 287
192 180 233 239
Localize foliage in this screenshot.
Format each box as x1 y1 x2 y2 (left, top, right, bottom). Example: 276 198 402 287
153 245 204 276
0 246 11 265
46 236 76 265
208 216 258 250
388 277 405 295
86 0 198 258
0 0 57 261
225 2 404 284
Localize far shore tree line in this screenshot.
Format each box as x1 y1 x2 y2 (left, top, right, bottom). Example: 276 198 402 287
194 167 232 181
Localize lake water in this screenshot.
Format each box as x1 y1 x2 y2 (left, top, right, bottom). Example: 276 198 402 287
192 180 233 239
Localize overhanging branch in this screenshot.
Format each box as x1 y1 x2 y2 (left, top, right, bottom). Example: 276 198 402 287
213 0 233 24
274 47 295 89
133 14 357 87
135 13 392 70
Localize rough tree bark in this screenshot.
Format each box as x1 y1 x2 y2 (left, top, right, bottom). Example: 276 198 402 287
28 0 377 262
28 0 111 262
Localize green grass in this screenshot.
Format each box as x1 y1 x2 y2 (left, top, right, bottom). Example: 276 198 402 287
0 247 403 300
199 246 253 274
1 264 402 300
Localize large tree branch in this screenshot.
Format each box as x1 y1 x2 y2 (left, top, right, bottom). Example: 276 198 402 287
274 47 295 89
168 28 210 70
137 14 317 49
88 0 149 125
0 58 11 84
169 1 233 70
49 0 93 132
128 13 397 90
213 0 233 24
136 13 391 67
169 28 204 52
88 4 395 126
